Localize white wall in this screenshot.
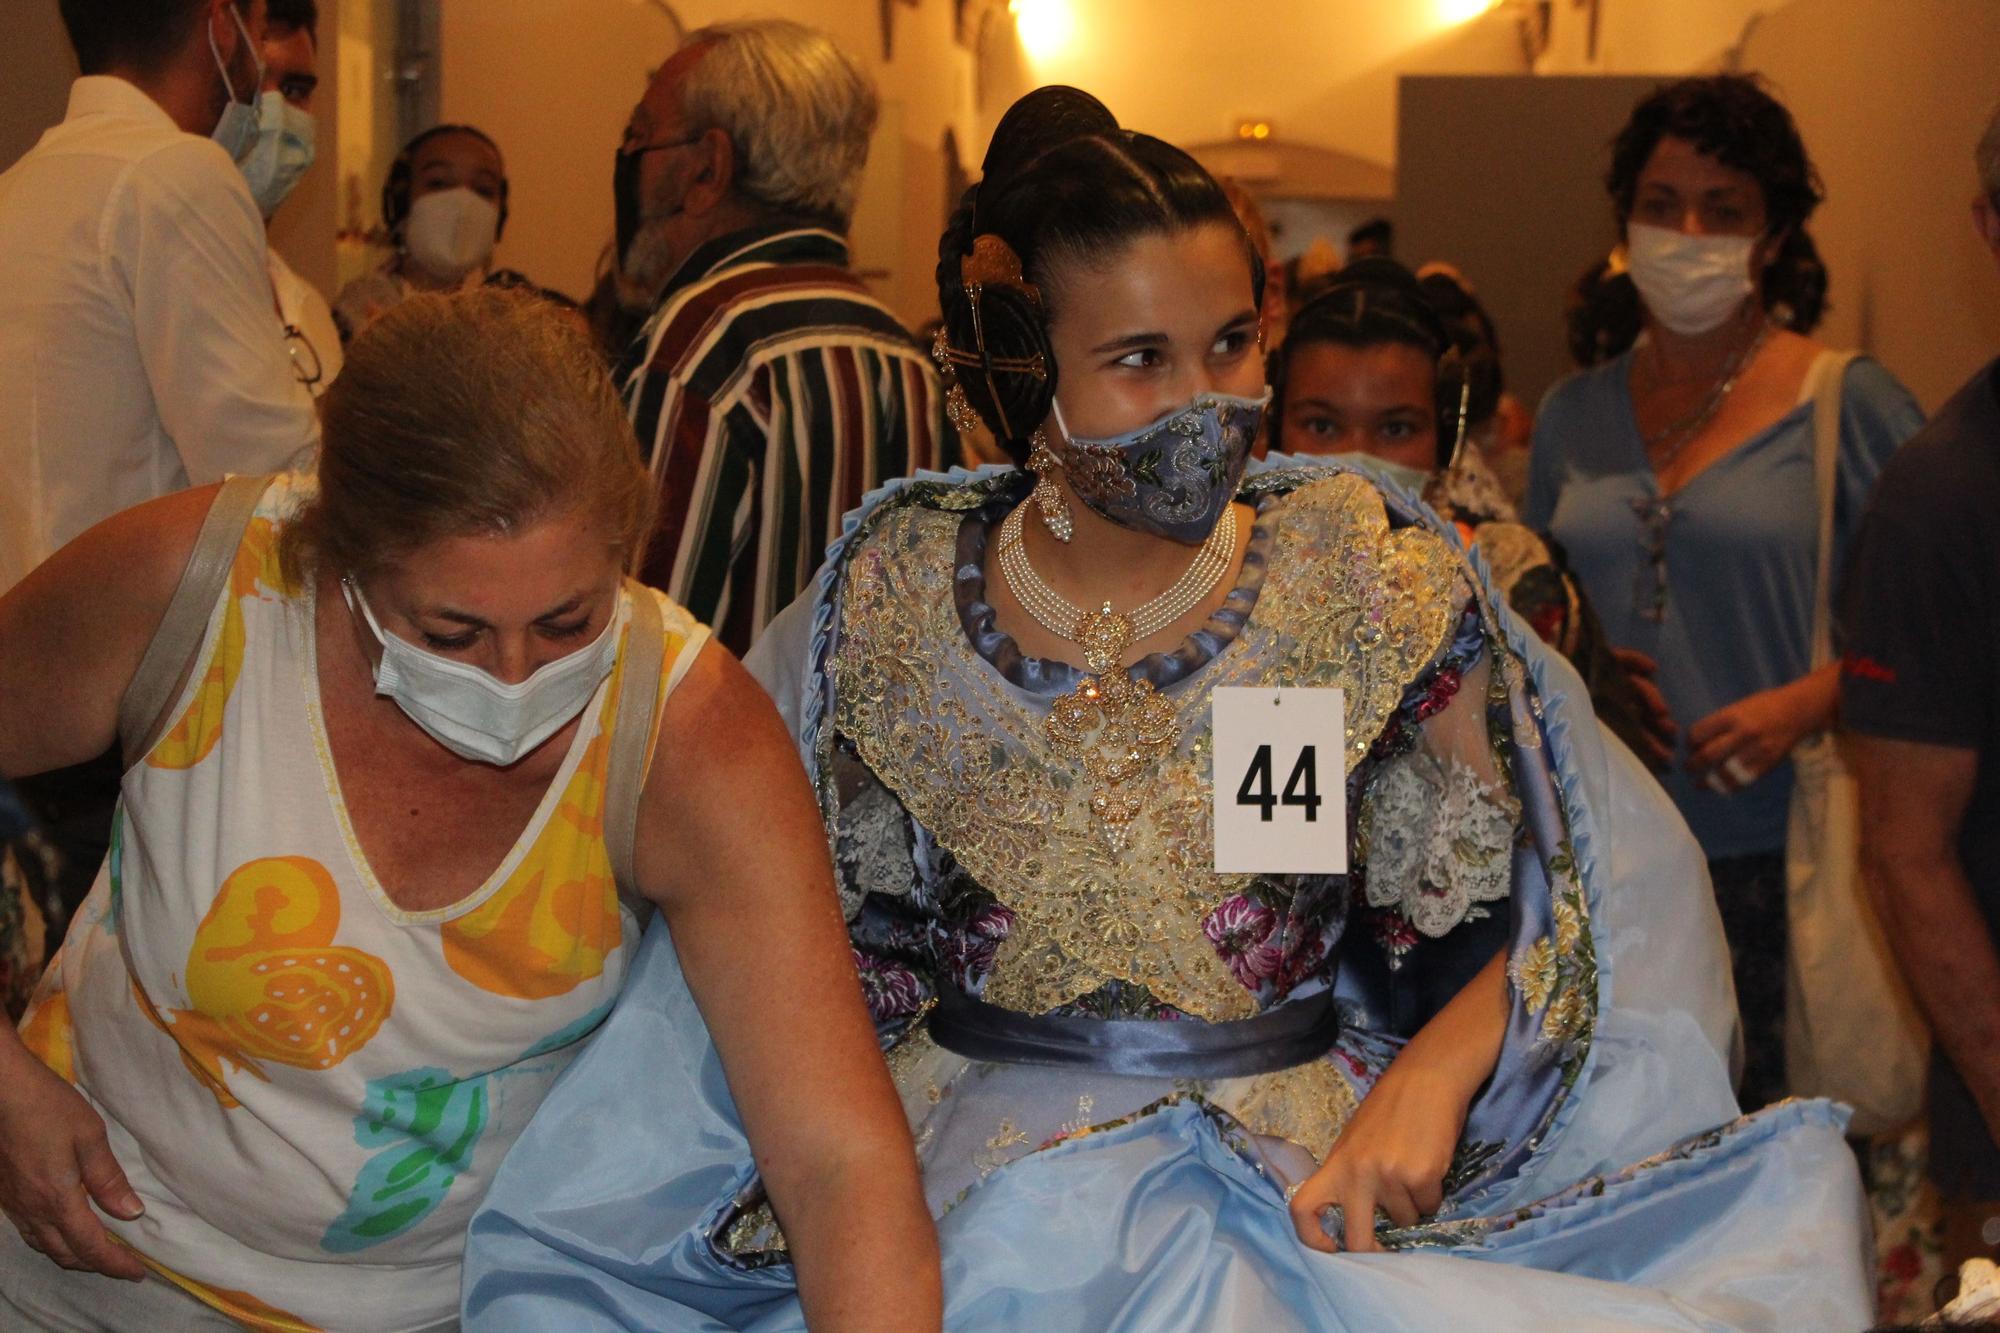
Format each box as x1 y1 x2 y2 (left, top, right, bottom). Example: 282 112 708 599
1740 0 2000 411
1007 0 1527 168
1537 0 1772 74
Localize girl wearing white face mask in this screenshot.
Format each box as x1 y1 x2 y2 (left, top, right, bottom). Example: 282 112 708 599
1527 76 1923 1119
0 288 936 1330
333 125 572 343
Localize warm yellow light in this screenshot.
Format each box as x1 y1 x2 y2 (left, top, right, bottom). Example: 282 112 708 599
1434 0 1498 24
1236 120 1274 142
1009 0 1076 63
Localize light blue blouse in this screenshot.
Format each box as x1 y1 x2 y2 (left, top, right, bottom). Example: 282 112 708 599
1526 351 1922 858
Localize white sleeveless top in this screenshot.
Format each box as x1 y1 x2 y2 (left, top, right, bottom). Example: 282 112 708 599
18 474 709 1331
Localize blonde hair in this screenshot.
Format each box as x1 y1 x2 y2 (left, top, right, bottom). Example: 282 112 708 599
678 19 877 227
282 287 654 585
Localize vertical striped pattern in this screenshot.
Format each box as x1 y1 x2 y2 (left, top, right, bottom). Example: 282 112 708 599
623 227 944 654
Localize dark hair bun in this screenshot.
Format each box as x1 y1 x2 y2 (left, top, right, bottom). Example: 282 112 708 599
1318 258 1449 355
934 85 1252 462
979 86 1120 193
937 89 1120 459
1415 271 1504 431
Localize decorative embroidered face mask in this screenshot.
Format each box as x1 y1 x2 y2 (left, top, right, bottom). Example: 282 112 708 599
342 579 619 767
1049 389 1270 544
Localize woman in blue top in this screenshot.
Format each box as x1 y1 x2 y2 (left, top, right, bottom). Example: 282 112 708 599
1527 75 1922 1109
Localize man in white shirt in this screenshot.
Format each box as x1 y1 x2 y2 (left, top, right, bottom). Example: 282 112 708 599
0 0 318 595
1 0 319 947
258 0 342 397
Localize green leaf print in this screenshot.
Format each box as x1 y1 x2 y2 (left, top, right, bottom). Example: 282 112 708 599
322 1067 488 1253
319 1002 613 1254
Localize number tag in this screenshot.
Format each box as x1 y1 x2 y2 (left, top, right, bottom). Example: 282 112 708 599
1211 687 1347 875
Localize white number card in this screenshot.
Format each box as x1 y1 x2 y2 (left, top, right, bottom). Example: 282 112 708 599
1211 687 1347 875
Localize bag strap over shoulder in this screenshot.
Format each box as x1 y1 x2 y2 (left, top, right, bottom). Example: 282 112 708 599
118 473 275 770
605 583 667 901
1805 350 1860 673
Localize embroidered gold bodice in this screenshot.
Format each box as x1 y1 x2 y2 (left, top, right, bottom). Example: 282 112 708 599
831 473 1463 1023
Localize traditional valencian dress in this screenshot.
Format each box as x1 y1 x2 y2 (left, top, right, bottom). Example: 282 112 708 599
462 460 1872 1331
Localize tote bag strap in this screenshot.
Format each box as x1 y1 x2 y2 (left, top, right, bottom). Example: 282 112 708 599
118 473 275 769
605 583 667 901
1805 351 1859 674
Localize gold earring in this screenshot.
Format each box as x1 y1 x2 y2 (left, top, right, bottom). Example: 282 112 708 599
1027 431 1073 543
944 382 980 435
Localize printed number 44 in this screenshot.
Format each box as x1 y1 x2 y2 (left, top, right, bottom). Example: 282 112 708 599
1236 744 1322 822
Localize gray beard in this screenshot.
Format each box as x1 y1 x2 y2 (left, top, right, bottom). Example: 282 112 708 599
615 219 680 313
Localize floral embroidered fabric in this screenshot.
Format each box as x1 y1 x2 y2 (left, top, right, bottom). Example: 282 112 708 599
832 472 1467 1026
1361 747 1521 939
807 469 1551 1186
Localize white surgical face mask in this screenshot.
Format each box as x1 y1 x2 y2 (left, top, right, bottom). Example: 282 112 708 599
241 91 317 218
208 5 265 163
403 187 500 284
342 579 620 767
1624 222 1759 336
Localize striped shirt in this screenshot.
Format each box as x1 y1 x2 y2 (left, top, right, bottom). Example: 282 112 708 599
624 225 944 652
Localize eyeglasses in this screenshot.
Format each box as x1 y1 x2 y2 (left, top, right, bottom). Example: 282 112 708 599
1629 494 1672 624
618 126 701 158
283 323 322 390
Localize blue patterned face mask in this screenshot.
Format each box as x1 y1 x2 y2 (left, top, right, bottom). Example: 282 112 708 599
1050 389 1269 544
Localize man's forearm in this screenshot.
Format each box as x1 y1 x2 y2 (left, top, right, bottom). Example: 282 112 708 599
1870 852 2000 1123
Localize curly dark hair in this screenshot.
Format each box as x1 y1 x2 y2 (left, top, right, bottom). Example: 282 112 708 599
1607 75 1823 233
1607 74 1828 331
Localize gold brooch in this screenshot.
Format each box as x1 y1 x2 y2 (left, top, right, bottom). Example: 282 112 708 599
1044 608 1177 853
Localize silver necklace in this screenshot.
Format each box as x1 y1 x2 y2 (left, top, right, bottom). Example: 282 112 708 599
1637 317 1773 469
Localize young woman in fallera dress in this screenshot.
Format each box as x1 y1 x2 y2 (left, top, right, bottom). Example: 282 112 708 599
464 87 1875 1331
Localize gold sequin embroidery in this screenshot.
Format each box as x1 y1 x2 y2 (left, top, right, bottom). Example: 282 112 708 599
832 473 1460 1023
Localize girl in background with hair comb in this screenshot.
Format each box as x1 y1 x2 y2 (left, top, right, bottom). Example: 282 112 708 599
468 86 1874 1330
1270 258 1669 773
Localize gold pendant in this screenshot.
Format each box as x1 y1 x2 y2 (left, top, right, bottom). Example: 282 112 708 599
1045 606 1178 852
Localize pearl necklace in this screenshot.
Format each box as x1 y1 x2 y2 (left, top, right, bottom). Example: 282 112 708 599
995 502 1238 672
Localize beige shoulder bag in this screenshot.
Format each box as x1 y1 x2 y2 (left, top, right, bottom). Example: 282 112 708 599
1782 351 1929 1136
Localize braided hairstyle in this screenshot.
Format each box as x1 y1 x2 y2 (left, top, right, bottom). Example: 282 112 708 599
934 87 1263 462
1415 270 1504 439
1271 257 1466 468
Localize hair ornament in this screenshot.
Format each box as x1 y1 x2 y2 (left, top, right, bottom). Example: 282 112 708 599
935 233 1048 440
960 234 1036 297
